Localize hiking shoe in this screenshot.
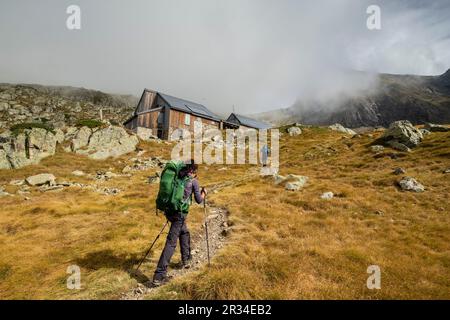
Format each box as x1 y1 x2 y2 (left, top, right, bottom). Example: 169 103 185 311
182 259 193 269
152 277 169 287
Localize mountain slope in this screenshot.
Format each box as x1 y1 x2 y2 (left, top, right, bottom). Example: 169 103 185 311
252 69 450 128
0 84 138 129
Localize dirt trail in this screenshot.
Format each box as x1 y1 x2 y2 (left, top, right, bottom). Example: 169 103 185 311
120 167 260 300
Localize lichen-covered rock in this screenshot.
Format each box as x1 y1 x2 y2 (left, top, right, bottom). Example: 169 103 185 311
26 173 56 186
288 126 302 136
0 128 57 169
398 177 425 192
371 145 384 153
382 120 423 148
71 126 92 151
74 126 138 160
328 124 356 135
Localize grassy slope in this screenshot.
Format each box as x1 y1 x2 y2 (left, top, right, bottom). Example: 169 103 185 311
0 128 449 299
152 128 450 299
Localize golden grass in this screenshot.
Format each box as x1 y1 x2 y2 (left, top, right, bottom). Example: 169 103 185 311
0 128 449 299
151 128 450 300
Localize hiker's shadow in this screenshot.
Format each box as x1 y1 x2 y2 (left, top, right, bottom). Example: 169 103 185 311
75 249 152 285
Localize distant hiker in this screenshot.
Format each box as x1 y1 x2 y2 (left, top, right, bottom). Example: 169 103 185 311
153 159 207 286
261 144 269 167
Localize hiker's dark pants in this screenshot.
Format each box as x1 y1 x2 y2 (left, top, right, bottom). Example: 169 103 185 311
154 212 191 281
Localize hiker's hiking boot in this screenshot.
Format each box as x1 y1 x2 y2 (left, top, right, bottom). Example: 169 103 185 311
182 259 193 269
152 276 170 287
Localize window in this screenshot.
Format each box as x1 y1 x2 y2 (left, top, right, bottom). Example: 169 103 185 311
185 114 191 126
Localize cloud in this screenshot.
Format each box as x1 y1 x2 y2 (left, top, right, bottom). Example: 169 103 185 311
0 0 449 115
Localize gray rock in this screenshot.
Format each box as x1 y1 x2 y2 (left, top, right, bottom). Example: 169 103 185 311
328 124 356 135
0 128 57 169
382 120 423 148
54 128 65 144
75 126 138 160
320 192 334 200
424 123 450 132
387 141 411 152
26 173 56 186
71 126 92 151
72 170 85 176
398 177 425 192
287 126 302 136
393 167 406 175
371 145 384 153
284 175 309 191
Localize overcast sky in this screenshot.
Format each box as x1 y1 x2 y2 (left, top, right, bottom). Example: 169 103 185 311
0 0 449 115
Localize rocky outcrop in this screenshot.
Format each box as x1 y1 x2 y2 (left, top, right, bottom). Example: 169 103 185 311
424 123 450 132
251 70 450 128
381 120 423 150
70 126 139 160
328 124 356 135
0 128 57 169
0 84 137 129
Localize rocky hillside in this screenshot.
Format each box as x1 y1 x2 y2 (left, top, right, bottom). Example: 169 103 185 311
0 84 138 129
252 69 450 128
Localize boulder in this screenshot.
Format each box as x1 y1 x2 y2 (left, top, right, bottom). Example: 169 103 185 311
424 123 450 132
328 124 356 135
26 173 56 186
284 175 309 191
136 127 158 141
387 141 411 152
0 128 57 169
398 177 425 193
74 126 139 160
71 170 85 176
71 126 92 151
287 126 302 136
382 120 423 148
320 192 334 200
371 145 384 153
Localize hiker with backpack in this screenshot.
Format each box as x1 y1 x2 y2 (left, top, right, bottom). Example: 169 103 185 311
152 159 207 286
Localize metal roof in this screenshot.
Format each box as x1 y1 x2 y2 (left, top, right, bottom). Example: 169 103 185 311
228 113 271 129
158 92 221 121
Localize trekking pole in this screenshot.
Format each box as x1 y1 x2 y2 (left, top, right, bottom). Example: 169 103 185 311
134 220 169 273
204 194 211 267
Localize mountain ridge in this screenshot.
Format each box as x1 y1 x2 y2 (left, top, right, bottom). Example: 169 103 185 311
250 69 450 128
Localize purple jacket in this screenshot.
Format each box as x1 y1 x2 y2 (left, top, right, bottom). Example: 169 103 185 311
184 178 203 204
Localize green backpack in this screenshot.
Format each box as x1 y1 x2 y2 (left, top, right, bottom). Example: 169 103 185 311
156 160 192 215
